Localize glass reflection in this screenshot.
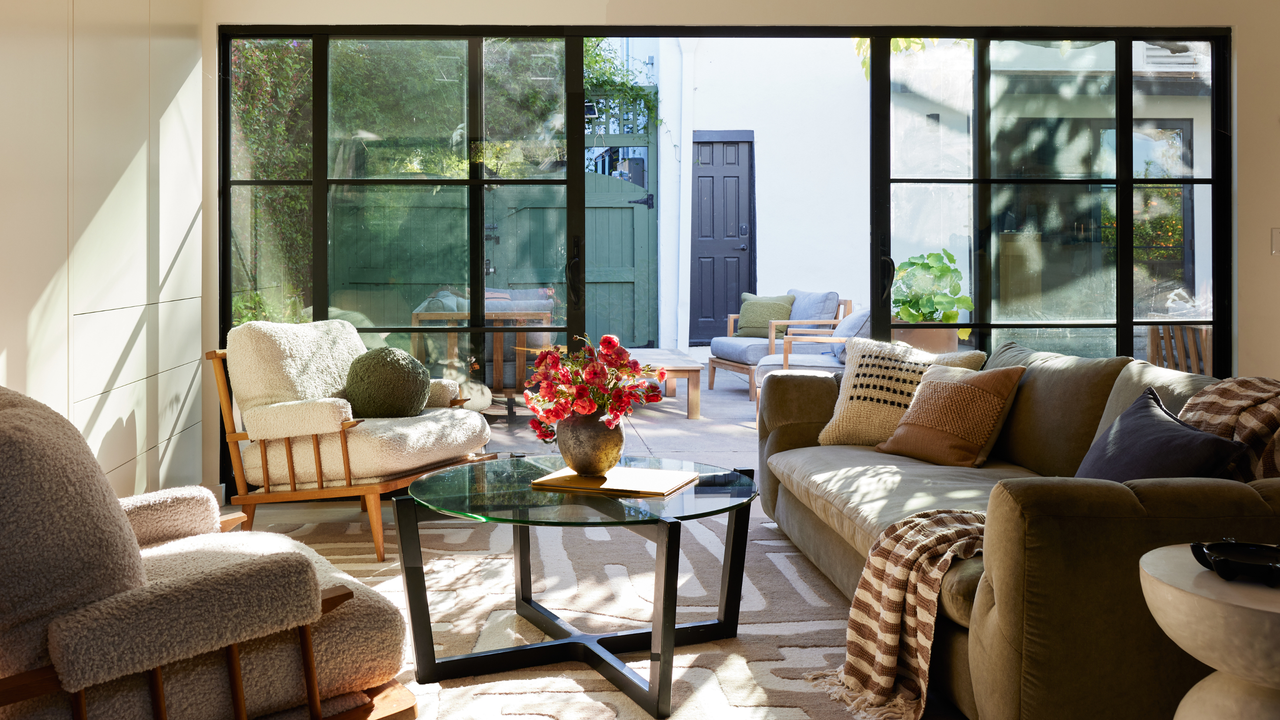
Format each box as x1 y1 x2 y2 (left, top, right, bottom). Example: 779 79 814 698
989 40 1116 179
991 184 1115 322
483 38 566 178
1133 41 1212 179
890 39 974 179
329 39 469 179
229 186 312 326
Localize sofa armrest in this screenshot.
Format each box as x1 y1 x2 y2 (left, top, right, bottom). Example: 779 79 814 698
970 476 1280 720
757 371 840 518
767 318 841 353
241 397 353 441
47 552 321 692
119 486 221 546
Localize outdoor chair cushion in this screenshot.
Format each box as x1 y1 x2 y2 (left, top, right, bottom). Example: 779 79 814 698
755 353 844 389
241 406 490 489
786 288 840 321
734 293 795 338
711 336 831 367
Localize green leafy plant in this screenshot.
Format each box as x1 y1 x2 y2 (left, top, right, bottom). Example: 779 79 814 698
891 250 974 338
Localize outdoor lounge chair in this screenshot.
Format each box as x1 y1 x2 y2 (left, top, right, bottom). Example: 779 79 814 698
208 319 492 561
0 386 415 720
707 289 853 402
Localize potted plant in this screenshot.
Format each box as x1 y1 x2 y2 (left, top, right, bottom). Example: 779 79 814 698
891 249 975 353
523 335 665 476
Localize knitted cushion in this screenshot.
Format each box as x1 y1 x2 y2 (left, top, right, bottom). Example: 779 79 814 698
346 347 432 418
735 293 795 338
818 339 986 446
876 364 1026 467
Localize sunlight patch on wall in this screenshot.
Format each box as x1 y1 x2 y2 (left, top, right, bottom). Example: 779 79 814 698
71 143 148 314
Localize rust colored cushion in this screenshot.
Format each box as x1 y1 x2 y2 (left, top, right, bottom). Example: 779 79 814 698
877 364 1027 467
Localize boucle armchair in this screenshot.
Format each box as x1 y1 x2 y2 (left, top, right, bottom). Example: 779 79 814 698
0 386 414 720
209 319 492 561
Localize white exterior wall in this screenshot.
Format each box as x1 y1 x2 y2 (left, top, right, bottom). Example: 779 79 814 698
0 0 204 497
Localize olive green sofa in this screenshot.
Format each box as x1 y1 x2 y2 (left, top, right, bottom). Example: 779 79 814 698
757 342 1280 720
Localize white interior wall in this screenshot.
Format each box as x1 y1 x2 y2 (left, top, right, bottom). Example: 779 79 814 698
0 0 203 497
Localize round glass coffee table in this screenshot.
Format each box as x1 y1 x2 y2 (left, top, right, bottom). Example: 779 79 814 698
392 455 757 719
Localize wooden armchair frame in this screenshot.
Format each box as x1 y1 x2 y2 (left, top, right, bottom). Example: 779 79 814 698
206 350 493 562
1148 324 1213 377
708 299 853 402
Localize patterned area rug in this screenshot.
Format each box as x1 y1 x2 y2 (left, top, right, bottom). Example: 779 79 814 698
264 507 854 719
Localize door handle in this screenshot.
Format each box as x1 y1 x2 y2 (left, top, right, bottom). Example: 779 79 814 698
735 244 748 251
881 256 897 301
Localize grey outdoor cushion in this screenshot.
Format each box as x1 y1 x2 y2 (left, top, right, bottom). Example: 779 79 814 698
832 307 872 360
755 352 844 388
786 288 840 321
711 335 831 366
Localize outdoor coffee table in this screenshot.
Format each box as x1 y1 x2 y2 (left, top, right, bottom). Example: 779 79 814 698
392 455 757 718
627 348 704 419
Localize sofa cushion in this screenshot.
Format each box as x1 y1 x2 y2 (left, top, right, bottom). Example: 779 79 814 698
940 556 984 629
1077 388 1247 482
1093 360 1219 444
877 364 1026 467
710 336 771 366
227 320 367 413
818 339 986 446
786 288 840 321
766 444 1039 558
735 293 795 338
985 342 1133 477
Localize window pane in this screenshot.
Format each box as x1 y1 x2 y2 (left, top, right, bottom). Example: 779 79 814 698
483 38 566 178
891 38 974 179
483 184 566 331
1130 184 1211 320
1132 41 1212 179
230 39 312 181
329 39 469 179
329 185 469 334
229 186 312 325
1135 324 1213 375
991 183 1115 321
990 40 1115 179
890 184 975 331
990 327 1116 357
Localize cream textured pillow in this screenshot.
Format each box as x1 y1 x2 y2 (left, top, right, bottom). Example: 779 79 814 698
876 364 1026 467
818 338 986 446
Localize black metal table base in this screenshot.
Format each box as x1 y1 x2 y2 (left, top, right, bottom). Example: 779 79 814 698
393 496 752 718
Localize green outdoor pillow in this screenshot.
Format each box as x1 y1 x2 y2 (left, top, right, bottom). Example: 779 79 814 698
735 293 795 338
345 347 433 418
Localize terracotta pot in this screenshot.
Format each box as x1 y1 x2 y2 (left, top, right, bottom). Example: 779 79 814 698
891 324 960 354
555 409 624 477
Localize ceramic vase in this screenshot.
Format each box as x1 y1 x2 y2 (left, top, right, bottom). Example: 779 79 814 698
555 409 624 477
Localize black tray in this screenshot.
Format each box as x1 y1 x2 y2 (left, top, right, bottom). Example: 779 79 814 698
1190 540 1280 587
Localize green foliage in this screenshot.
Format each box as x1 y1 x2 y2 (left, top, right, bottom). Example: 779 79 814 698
1100 161 1187 282
852 37 975 80
892 250 975 334
584 38 658 126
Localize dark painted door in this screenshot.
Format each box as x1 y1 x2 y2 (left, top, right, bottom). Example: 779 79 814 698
688 136 754 344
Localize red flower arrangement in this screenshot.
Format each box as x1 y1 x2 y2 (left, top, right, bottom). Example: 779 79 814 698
524 335 666 442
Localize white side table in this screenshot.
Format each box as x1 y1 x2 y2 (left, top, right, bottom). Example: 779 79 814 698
1139 544 1280 719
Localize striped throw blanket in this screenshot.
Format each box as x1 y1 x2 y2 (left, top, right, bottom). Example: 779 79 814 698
810 510 985 720
1179 377 1280 482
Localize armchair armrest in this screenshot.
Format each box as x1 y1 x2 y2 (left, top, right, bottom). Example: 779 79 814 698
427 379 460 408
782 335 848 369
119 486 220 546
970 476 1280 720
726 313 740 337
241 397 353 441
47 552 322 692
767 318 842 353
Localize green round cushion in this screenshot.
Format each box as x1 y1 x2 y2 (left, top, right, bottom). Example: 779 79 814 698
345 347 432 418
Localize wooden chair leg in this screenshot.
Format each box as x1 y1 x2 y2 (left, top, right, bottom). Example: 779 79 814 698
360 495 368 513
367 492 386 562
708 364 717 389
241 504 256 531
748 367 757 402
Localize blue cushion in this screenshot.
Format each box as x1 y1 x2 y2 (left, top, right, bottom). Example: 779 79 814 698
755 353 844 387
710 336 771 366
786 289 840 321
832 308 872 360
1075 388 1247 482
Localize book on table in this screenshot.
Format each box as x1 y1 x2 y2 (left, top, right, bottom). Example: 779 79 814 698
531 466 700 497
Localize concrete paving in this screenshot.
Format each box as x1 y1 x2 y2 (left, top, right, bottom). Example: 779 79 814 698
482 345 763 472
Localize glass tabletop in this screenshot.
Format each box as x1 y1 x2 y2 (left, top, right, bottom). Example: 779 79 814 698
407 455 757 526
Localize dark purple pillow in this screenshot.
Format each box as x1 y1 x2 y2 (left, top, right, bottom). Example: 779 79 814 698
1076 388 1247 482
